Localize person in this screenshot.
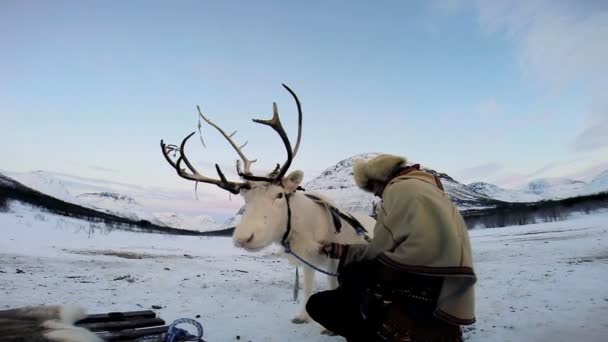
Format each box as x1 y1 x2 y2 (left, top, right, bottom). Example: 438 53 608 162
306 154 476 342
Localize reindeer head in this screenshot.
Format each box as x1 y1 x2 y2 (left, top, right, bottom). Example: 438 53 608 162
160 84 303 252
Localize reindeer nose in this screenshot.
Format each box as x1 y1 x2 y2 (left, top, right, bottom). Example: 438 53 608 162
235 233 255 247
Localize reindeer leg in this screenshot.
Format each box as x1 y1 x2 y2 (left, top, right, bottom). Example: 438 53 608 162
328 258 339 290
328 274 338 290
292 266 314 324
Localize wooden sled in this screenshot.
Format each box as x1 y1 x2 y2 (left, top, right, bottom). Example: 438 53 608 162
75 310 204 341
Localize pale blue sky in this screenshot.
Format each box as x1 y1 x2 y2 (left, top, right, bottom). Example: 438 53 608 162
2 0 607 193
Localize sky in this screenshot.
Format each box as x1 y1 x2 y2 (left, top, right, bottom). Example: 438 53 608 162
2 0 608 201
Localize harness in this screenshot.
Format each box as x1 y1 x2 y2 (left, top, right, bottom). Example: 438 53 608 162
280 191 370 277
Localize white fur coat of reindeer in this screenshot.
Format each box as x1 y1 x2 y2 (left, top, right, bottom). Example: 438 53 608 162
161 84 374 324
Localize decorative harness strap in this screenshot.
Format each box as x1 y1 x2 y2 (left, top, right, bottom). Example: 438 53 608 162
280 191 370 277
303 193 371 241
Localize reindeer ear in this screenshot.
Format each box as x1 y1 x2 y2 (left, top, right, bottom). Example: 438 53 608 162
282 170 304 193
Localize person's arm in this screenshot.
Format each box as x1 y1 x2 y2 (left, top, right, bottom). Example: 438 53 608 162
321 183 418 271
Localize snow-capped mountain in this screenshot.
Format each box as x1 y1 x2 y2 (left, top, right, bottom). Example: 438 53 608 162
4 170 220 232
154 212 219 232
421 168 501 210
470 170 608 202
76 192 165 225
468 182 543 203
522 178 587 199
221 207 245 229
6 170 74 202
305 153 501 216
305 153 380 215
585 170 608 196
221 153 503 226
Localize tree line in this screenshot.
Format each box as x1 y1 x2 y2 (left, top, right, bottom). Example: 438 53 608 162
462 192 608 229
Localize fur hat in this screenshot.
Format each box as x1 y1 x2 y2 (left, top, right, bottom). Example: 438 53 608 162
353 154 407 192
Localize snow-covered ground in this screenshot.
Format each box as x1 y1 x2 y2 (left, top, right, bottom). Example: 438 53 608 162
1 202 607 341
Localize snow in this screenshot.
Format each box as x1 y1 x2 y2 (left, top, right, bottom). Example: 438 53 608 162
522 178 587 199
76 192 166 226
3 170 221 232
2 202 607 341
471 172 608 202
586 170 608 196
468 182 543 203
8 170 75 202
154 212 219 232
304 153 497 218
469 176 608 203
305 153 380 215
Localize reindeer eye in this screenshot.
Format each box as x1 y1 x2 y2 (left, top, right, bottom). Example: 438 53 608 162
276 193 284 199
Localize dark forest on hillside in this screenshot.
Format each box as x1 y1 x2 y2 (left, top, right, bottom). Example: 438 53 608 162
463 192 608 228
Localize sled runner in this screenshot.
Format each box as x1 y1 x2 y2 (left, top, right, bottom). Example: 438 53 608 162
0 306 204 342
75 310 205 341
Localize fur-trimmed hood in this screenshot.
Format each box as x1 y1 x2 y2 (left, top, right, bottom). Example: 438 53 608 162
353 154 407 192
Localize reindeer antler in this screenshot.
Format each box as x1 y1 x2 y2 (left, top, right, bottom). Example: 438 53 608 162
197 106 258 176
161 84 303 191
160 132 248 194
243 84 303 183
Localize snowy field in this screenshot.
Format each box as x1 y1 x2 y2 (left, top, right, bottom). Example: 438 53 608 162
1 202 607 341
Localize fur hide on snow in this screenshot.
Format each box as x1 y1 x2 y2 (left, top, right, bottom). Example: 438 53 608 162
0 305 101 342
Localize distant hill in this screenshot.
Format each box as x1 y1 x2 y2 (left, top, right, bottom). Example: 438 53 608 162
471 170 608 202
5 170 220 232
0 172 213 236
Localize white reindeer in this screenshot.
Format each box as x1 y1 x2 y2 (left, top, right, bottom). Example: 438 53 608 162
161 84 374 324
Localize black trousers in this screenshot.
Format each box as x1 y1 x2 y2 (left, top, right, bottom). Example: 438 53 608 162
306 261 462 342
306 261 380 341
306 287 375 342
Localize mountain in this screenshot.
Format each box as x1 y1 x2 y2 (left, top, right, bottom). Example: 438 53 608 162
0 173 19 189
471 170 608 202
76 192 165 226
154 212 219 232
221 206 245 229
6 170 74 202
421 168 502 210
0 172 208 236
586 170 608 195
5 170 220 232
305 153 380 215
304 153 501 216
468 182 543 203
218 153 507 227
522 178 587 199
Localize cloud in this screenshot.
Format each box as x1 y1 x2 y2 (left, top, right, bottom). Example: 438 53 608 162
572 105 608 151
433 1 608 94
474 1 608 153
565 159 608 182
437 1 608 155
472 1 608 92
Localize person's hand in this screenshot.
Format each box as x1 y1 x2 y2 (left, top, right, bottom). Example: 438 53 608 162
318 240 344 259
318 240 332 255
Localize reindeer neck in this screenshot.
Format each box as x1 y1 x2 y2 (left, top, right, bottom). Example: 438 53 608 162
279 192 333 249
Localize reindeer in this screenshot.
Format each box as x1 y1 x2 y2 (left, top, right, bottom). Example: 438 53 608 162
160 84 375 324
